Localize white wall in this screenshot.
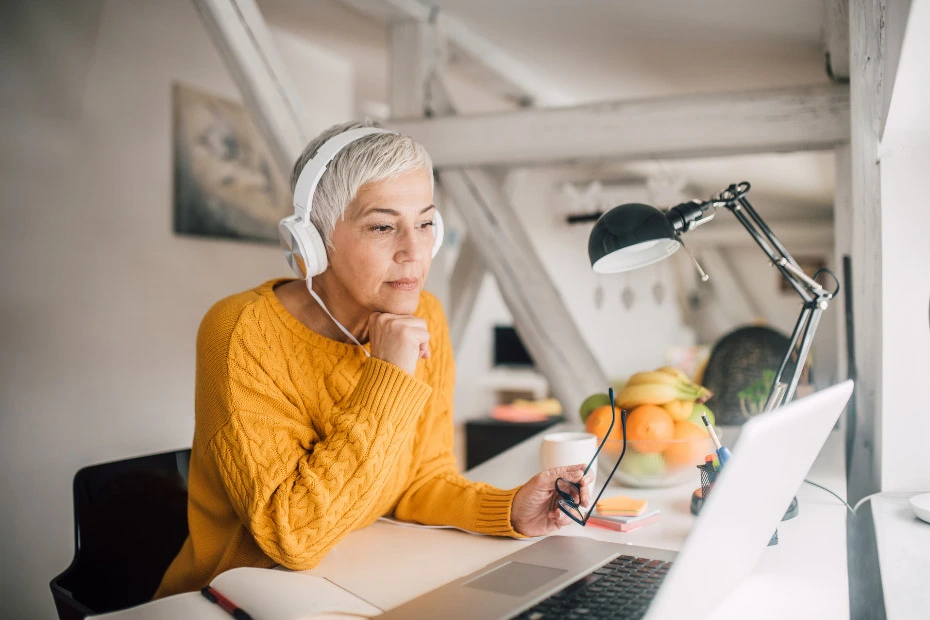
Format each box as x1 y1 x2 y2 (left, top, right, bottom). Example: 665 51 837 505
877 0 930 492
0 1 353 618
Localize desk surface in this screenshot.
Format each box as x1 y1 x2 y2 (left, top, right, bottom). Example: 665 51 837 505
97 426 851 620
872 494 930 619
305 425 850 619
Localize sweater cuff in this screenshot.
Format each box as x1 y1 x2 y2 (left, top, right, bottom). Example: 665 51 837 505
345 357 432 429
474 486 529 539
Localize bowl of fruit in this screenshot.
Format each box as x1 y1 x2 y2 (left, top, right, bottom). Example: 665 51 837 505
581 367 716 488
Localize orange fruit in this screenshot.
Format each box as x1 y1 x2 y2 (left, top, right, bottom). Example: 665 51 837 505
664 421 709 468
585 405 623 441
625 405 674 453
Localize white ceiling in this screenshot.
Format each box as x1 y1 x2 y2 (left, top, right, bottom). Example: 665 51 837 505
428 0 830 102
259 0 838 208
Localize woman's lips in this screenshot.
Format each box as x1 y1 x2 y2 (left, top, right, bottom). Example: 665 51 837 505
387 278 419 291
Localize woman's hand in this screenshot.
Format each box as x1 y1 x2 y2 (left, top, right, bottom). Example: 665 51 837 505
368 312 431 376
510 464 594 537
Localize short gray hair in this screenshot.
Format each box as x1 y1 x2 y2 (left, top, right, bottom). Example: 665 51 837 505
290 119 434 248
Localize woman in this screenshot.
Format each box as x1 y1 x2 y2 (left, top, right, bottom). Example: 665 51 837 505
155 120 591 598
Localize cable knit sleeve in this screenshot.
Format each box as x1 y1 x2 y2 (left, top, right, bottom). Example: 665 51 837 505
210 323 432 570
391 296 527 538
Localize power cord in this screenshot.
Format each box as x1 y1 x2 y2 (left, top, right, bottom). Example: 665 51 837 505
802 480 924 515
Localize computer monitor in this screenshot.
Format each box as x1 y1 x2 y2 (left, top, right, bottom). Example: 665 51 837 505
492 325 534 367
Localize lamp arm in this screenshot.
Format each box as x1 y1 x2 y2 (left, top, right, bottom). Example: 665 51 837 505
714 184 823 303
709 183 835 410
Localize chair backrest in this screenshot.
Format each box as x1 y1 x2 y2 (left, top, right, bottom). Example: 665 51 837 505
50 449 192 620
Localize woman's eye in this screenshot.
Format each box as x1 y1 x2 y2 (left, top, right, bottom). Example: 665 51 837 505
419 220 435 229
370 224 393 233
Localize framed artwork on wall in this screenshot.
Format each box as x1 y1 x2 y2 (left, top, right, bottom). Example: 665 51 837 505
172 82 290 244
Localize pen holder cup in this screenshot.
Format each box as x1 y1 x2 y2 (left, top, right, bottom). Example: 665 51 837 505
689 463 718 516
699 463 718 500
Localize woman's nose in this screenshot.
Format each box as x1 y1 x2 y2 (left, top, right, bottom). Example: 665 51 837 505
395 227 430 262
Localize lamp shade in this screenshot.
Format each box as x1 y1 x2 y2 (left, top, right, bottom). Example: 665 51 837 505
588 203 681 273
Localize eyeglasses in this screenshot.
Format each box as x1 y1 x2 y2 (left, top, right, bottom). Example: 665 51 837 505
555 387 628 526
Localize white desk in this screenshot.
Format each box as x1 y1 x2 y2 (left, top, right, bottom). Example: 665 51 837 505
306 425 850 619
871 494 930 619
98 426 851 619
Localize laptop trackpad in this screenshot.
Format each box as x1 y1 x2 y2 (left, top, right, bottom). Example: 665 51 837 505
463 562 567 597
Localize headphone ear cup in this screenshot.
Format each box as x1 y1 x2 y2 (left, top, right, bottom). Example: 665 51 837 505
279 216 328 279
432 210 444 258
302 223 328 278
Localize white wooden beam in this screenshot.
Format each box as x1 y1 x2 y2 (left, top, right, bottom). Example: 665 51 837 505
447 238 485 350
823 0 851 80
389 19 432 117
440 168 609 419
697 247 761 327
338 0 573 107
847 0 885 502
386 84 851 167
191 0 310 174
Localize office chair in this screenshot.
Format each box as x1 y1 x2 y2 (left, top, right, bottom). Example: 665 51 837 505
50 449 191 620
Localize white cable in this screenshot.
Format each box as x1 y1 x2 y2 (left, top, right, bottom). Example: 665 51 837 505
803 480 926 515
306 280 371 357
851 491 925 514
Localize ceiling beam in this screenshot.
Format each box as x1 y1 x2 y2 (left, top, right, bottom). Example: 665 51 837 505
386 84 852 167
440 168 609 419
697 248 761 326
191 0 310 174
447 238 485 350
339 0 574 107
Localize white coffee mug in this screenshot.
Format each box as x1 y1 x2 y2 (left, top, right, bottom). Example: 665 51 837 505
540 431 598 488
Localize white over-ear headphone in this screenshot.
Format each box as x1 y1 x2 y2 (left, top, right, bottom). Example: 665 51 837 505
279 127 444 280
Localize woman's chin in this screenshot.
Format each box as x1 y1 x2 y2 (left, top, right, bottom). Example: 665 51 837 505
379 288 421 314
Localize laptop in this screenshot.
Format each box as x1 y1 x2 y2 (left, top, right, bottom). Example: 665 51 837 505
379 380 854 620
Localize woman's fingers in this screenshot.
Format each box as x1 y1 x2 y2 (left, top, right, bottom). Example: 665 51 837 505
580 472 594 508
369 313 431 375
544 463 587 483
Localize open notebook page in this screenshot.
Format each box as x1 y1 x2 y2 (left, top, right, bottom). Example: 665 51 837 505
91 568 382 620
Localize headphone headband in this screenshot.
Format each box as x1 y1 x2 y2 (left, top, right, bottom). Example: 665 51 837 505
292 127 395 220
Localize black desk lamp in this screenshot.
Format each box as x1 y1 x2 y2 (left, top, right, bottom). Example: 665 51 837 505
588 182 839 414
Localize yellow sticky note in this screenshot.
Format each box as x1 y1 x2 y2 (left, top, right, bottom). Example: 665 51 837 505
596 495 647 516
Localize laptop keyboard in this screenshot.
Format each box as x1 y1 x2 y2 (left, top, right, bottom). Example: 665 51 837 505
513 555 672 620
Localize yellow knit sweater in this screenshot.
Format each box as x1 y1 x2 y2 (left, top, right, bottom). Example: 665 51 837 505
155 278 524 598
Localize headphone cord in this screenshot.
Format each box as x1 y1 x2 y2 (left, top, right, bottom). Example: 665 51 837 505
306 280 371 357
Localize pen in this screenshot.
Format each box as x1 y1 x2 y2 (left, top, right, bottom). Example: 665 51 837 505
701 413 732 467
201 586 254 620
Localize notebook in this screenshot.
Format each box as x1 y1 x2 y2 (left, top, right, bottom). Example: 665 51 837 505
91 567 383 620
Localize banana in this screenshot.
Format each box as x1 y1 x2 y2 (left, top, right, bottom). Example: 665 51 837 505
615 383 693 408
625 371 691 388
656 366 691 382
